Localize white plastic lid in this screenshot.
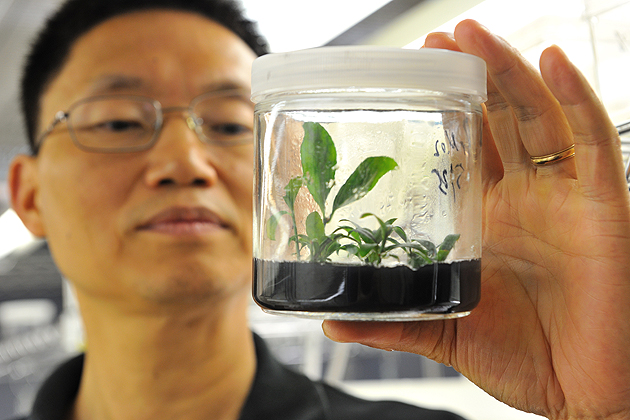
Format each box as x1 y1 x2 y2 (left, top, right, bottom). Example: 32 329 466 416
251 46 487 103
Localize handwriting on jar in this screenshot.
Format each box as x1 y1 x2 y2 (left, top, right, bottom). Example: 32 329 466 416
431 129 465 202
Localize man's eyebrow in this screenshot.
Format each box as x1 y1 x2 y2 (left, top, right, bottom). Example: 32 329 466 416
86 77 249 96
198 81 250 94
87 75 145 94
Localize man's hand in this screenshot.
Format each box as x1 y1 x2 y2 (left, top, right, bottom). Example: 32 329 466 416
323 20 630 420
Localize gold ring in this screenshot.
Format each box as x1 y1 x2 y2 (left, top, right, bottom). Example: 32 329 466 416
530 144 575 166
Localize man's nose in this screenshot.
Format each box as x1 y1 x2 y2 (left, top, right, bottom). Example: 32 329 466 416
143 112 219 188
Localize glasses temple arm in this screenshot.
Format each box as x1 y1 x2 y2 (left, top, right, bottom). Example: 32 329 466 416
35 111 68 148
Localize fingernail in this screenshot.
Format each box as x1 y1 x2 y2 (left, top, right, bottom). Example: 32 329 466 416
463 19 492 36
423 32 456 49
435 31 455 41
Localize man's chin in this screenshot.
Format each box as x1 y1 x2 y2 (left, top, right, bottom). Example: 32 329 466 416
131 269 251 307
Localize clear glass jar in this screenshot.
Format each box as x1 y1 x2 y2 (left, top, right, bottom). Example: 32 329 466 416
251 46 487 321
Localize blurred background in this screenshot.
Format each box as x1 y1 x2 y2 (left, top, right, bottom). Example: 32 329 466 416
1 0 629 418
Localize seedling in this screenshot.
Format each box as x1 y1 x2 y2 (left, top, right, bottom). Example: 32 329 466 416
267 122 459 266
336 213 460 268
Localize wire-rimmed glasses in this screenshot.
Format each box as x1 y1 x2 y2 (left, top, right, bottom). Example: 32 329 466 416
35 88 254 153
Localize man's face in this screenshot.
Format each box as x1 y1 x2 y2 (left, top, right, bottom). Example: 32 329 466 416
30 10 257 307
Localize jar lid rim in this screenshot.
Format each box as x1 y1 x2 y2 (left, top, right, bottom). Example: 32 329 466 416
251 46 487 103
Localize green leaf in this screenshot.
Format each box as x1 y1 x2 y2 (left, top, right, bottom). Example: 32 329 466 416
414 239 437 257
305 211 325 239
393 226 408 242
338 219 376 243
300 122 336 215
359 213 394 247
342 244 359 256
306 231 346 263
266 211 287 240
283 177 303 213
320 237 343 261
437 234 460 261
375 218 392 245
332 156 398 215
353 226 378 244
409 252 432 269
385 236 401 246
358 243 378 258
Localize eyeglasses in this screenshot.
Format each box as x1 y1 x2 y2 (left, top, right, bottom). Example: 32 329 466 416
35 89 254 153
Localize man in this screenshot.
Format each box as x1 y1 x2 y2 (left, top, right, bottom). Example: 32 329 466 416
8 1 461 419
8 0 630 420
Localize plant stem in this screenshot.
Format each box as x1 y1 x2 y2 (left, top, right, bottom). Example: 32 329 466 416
290 210 300 260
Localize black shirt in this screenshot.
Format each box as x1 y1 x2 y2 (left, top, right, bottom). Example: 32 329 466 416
17 334 465 420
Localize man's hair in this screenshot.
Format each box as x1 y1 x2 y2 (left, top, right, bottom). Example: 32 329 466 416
21 0 269 154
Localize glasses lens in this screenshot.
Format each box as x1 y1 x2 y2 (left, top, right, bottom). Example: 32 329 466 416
67 97 158 151
192 91 254 145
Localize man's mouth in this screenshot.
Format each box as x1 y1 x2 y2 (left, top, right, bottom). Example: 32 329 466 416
137 206 229 235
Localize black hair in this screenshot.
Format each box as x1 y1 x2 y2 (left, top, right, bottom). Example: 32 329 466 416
21 0 269 154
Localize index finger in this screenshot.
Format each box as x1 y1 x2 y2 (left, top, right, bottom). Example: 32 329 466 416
423 31 504 186
454 20 575 172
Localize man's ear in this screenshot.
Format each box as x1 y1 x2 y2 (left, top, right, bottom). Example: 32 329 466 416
8 154 46 237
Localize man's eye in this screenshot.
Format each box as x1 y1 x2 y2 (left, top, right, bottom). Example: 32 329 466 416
98 120 145 131
211 123 252 136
